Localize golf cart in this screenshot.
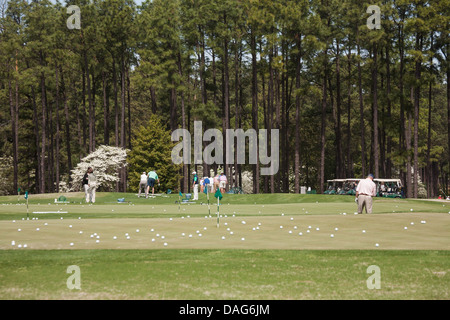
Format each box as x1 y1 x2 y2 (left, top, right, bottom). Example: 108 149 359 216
343 178 361 195
332 179 347 195
374 178 403 198
324 180 336 194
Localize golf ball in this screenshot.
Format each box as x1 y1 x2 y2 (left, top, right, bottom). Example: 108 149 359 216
221 236 225 240
375 243 379 247
136 229 140 233
330 234 334 238
164 243 168 246
113 236 117 240
362 230 366 233
18 229 21 232
70 243 74 246
241 237 245 241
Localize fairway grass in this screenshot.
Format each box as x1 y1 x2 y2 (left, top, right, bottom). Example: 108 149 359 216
0 249 448 300
0 193 448 300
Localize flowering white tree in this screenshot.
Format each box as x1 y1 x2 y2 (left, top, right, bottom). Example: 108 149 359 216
70 145 129 191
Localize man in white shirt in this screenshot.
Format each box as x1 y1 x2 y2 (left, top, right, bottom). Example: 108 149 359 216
138 171 147 197
356 174 376 214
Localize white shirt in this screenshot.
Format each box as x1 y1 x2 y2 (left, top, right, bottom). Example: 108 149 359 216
356 178 376 196
140 174 147 183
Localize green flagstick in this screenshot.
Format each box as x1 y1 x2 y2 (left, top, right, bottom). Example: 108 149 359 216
217 196 219 228
207 187 210 216
214 189 222 228
178 191 182 212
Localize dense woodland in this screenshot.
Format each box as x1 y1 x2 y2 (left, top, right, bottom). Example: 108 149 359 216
0 0 449 197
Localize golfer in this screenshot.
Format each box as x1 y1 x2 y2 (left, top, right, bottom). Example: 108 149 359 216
82 167 96 203
138 171 147 197
219 172 227 193
355 174 376 214
146 170 160 198
203 176 211 193
192 171 199 200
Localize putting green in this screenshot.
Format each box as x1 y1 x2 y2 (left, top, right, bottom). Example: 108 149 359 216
2 212 448 250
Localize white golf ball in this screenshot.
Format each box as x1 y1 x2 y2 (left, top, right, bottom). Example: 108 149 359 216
18 244 22 248
150 229 154 232
70 243 74 246
362 230 366 233
181 233 185 237
241 237 245 241
330 234 334 238
306 230 310 233
163 242 168 246
404 226 408 230
308 226 312 229
316 227 320 231
113 236 117 240
79 231 83 234
335 227 339 231
36 228 39 231
11 241 15 246
410 222 414 225
151 238 155 242
188 234 192 238
126 236 130 240
18 229 21 232
69 225 72 228
230 231 234 235
96 240 100 243
136 229 140 233
242 221 246 225
161 236 165 239
288 230 292 234
410 209 413 211
298 232 303 236
290 217 294 221
23 244 27 248
221 236 225 240
44 223 48 226
375 243 379 247
280 226 283 229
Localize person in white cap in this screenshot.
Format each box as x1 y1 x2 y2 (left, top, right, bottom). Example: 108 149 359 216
192 171 199 200
138 171 147 197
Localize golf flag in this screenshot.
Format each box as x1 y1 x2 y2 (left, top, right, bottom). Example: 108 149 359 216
179 191 183 197
214 189 223 200
178 191 182 212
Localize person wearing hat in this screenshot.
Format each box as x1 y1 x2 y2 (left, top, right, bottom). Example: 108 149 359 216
355 174 376 214
138 171 147 197
192 171 199 200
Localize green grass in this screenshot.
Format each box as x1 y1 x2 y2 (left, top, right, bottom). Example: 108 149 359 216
0 193 449 300
0 249 448 300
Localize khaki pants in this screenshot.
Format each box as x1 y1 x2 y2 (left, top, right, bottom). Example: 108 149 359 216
358 195 373 214
84 184 96 203
138 182 146 197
